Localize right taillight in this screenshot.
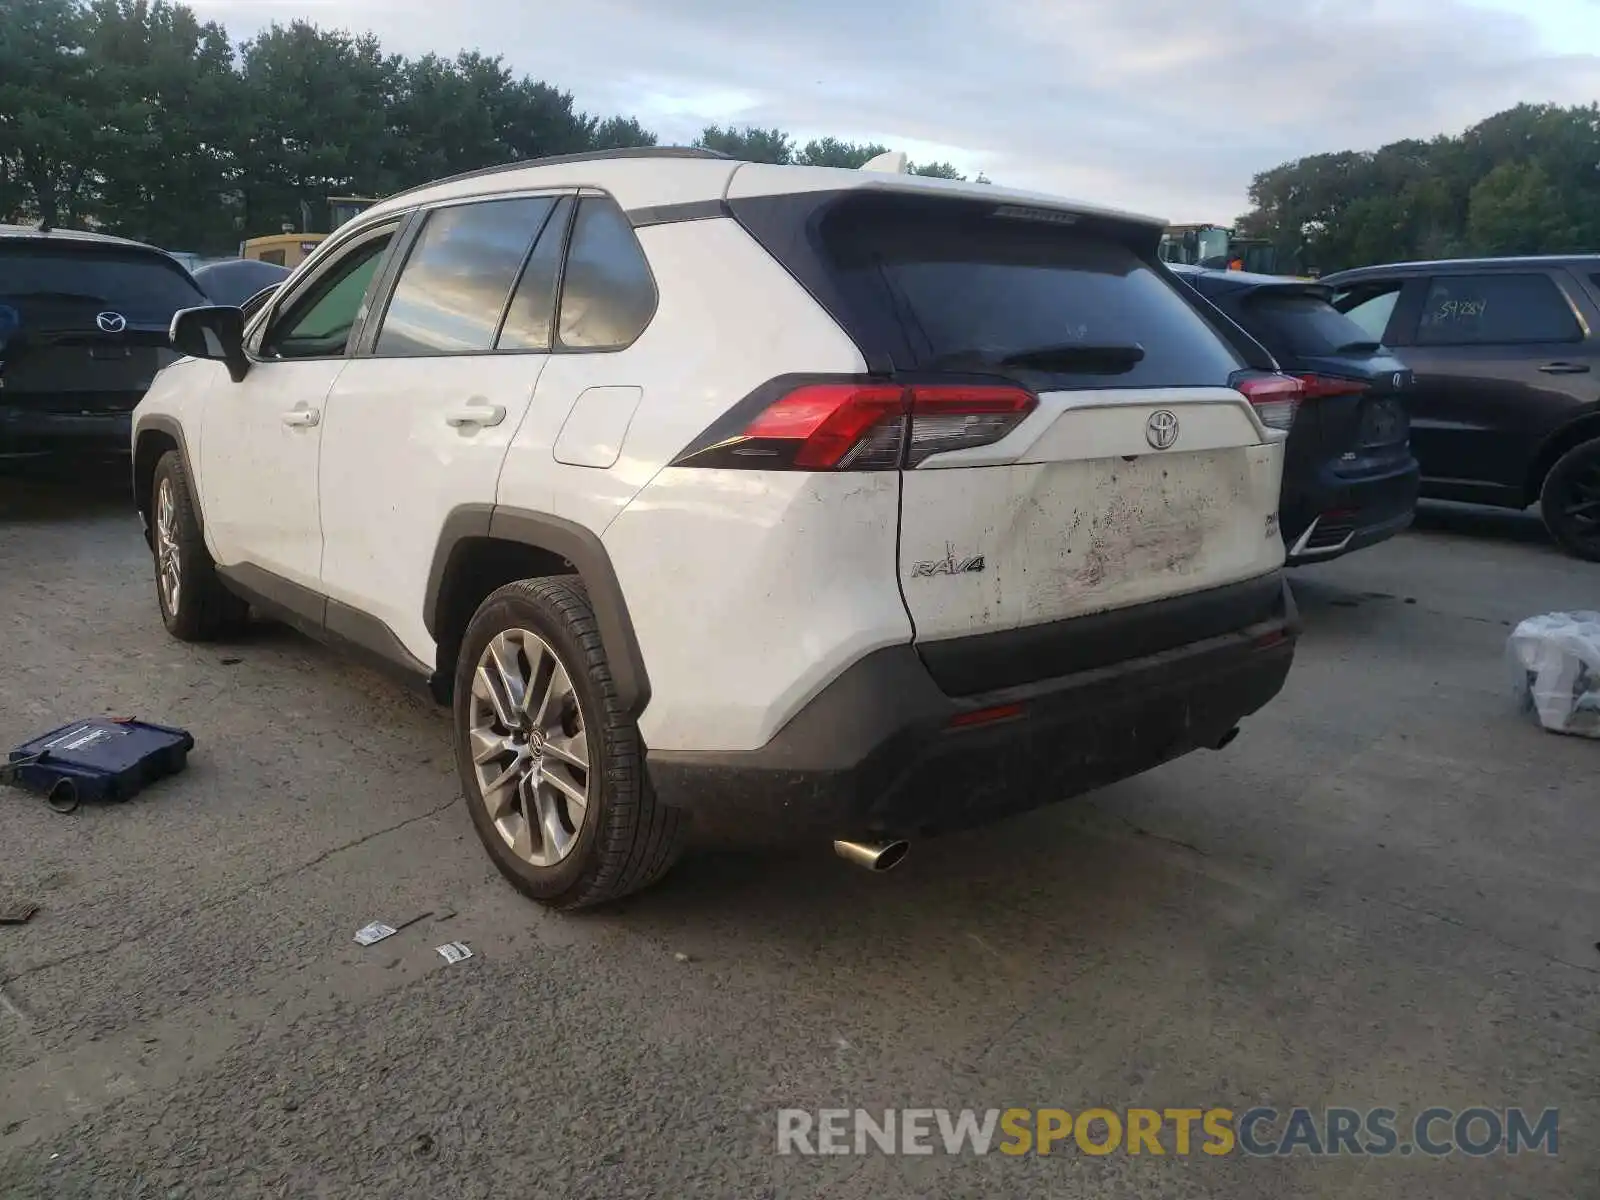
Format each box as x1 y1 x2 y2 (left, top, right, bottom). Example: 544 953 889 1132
1232 372 1304 432
671 378 1038 470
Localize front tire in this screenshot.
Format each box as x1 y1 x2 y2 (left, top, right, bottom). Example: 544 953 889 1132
453 576 685 909
150 451 248 641
1539 436 1600 562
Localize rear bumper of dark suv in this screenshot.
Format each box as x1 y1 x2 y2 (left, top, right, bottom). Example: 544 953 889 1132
1282 456 1420 564
647 574 1298 846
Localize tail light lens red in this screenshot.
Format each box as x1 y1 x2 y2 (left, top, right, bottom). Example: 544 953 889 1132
673 380 1038 471
743 383 907 469
1295 374 1369 400
1231 372 1304 432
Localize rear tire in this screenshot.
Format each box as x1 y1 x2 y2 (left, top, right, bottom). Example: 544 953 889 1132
150 450 249 641
1539 436 1600 562
453 576 685 910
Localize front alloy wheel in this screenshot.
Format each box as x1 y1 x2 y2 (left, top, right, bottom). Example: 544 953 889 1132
468 628 591 867
155 476 182 616
148 449 247 641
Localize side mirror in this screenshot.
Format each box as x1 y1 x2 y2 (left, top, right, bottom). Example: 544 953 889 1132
170 306 249 383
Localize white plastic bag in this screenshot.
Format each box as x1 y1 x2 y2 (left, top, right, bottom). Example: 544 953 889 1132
1508 611 1600 739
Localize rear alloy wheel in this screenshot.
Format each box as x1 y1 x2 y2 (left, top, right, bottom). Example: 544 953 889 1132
453 577 685 909
149 450 249 640
1540 436 1600 562
468 626 591 868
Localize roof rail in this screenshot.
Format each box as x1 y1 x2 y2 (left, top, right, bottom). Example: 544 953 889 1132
384 146 731 201
860 150 909 174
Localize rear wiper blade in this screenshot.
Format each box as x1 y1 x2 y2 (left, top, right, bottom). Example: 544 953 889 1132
1333 340 1382 354
931 342 1146 374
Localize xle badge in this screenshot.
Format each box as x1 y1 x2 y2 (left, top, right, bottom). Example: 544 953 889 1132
912 545 985 578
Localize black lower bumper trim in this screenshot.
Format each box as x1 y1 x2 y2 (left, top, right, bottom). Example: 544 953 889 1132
1 406 133 455
917 573 1284 696
648 576 1298 846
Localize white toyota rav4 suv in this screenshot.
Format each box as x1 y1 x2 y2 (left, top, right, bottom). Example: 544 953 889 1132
132 148 1300 908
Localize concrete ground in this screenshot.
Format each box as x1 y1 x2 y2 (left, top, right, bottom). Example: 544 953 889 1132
0 472 1595 1199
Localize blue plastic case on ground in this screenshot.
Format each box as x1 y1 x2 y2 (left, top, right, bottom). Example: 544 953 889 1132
7 718 194 804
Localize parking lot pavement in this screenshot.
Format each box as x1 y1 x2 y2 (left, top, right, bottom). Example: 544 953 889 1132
0 475 1595 1198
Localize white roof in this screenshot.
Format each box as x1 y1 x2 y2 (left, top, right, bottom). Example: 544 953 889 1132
362 152 1165 230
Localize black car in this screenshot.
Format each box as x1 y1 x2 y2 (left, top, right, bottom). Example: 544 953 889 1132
1322 255 1600 561
0 224 207 459
191 257 290 308
1172 265 1421 564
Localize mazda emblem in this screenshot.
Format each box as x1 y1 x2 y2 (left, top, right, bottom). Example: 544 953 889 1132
1145 409 1180 450
95 311 127 333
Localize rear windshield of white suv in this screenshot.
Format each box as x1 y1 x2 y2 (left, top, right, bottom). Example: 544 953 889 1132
0 245 205 322
818 196 1246 390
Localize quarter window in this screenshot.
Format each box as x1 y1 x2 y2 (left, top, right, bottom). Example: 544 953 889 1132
1416 274 1580 345
1335 286 1402 344
375 197 557 357
556 196 657 351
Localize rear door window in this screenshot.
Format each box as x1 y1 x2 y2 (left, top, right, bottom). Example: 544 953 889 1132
0 246 205 322
819 197 1244 390
1242 291 1381 358
1416 274 1580 345
375 197 557 357
497 197 573 352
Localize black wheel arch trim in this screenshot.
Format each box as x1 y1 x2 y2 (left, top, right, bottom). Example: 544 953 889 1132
424 505 652 718
131 413 201 545
1529 406 1600 500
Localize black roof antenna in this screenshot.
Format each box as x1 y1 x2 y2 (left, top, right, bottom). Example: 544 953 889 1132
37 217 52 233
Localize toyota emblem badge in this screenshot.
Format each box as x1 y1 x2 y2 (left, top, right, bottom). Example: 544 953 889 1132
1145 409 1180 450
96 311 128 334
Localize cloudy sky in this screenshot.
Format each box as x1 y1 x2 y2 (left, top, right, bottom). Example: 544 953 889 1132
191 0 1600 223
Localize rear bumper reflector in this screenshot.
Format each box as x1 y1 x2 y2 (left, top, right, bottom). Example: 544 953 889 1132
947 702 1026 731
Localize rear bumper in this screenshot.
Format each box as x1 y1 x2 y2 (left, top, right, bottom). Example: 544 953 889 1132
647 576 1298 846
1283 456 1419 564
0 404 133 457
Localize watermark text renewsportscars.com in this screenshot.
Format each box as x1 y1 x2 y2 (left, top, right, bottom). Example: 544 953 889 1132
776 1107 1560 1158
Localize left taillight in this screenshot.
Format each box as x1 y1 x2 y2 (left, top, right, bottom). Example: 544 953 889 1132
1295 374 1369 400
1231 371 1304 432
671 379 1038 471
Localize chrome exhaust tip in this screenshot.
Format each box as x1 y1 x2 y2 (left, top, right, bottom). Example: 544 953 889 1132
1210 726 1241 751
833 838 909 872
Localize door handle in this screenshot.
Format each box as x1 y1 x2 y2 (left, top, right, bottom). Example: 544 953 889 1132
281 407 320 427
445 403 506 428
1538 362 1590 374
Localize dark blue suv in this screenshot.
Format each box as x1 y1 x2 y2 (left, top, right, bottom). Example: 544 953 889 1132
1173 265 1421 565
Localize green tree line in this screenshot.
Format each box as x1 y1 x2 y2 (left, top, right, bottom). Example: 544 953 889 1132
0 0 974 253
1238 103 1600 273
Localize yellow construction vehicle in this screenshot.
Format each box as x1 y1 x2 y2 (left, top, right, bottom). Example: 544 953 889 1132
240 195 379 268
